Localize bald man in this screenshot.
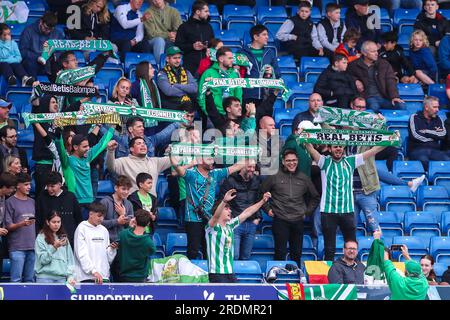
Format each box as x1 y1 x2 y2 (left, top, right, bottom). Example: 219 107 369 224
258 116 282 175
292 93 323 132
347 41 405 113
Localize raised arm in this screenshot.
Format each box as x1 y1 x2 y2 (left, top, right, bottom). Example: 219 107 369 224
169 151 197 177
227 161 246 175
238 192 271 224
361 146 386 161
304 143 321 163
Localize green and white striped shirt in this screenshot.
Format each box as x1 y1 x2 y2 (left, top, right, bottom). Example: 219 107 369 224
318 154 364 214
205 217 240 274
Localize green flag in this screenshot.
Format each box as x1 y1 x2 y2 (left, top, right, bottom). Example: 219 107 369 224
147 254 209 283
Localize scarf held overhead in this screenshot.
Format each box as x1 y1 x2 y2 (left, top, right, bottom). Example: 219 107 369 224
170 143 259 158
55 65 96 85
201 78 291 101
53 113 121 127
209 48 250 67
297 129 401 147
313 106 387 130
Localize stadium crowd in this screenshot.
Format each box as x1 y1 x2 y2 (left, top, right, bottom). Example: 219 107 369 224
0 0 449 289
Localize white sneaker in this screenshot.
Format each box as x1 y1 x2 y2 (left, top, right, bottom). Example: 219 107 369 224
410 174 425 192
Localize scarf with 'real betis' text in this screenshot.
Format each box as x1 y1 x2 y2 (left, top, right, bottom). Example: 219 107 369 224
297 129 401 147
201 77 292 101
39 39 118 64
33 82 99 97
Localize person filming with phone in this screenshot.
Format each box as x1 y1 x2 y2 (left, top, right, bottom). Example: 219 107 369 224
35 211 76 284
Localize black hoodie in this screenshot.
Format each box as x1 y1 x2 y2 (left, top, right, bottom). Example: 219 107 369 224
414 11 447 47
35 188 83 247
175 16 214 77
32 95 57 162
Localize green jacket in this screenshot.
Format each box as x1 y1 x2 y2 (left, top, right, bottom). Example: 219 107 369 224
34 233 75 281
281 134 312 177
384 260 429 300
118 228 156 282
144 5 182 40
198 62 242 115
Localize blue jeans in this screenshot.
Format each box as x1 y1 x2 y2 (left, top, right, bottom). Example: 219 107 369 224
409 148 450 171
9 250 35 283
366 96 406 113
36 277 66 283
148 37 173 65
378 170 408 186
353 191 380 234
311 206 322 248
234 220 258 260
390 0 422 15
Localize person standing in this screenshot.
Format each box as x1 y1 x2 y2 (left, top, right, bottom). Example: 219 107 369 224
305 142 386 261
0 173 17 276
259 150 320 266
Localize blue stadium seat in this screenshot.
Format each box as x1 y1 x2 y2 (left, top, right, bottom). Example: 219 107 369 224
273 99 286 110
379 8 393 32
124 53 156 77
94 68 124 90
289 82 315 103
357 236 375 261
265 260 300 283
430 236 450 266
9 23 27 41
257 6 287 24
97 180 114 198
1 258 10 279
433 262 447 280
170 2 190 20
404 211 441 242
299 56 330 79
16 129 34 148
417 186 450 212
397 32 411 55
260 211 273 234
251 234 275 269
428 161 450 184
6 87 32 110
281 73 298 85
379 186 416 212
216 30 242 49
233 260 263 283
392 160 425 181
151 233 165 258
428 84 449 106
302 235 318 261
404 101 423 113
442 212 450 236
191 260 208 272
310 7 322 23
223 5 255 28
392 236 429 261
393 8 420 30
208 4 221 22
157 207 178 227
166 233 197 257
382 110 410 128
273 108 298 137
156 175 169 206
397 83 424 102
292 99 310 112
25 0 47 17
317 235 344 260
277 55 298 74
227 23 253 39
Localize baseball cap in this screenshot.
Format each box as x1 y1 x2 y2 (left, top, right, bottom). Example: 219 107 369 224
166 46 183 56
0 98 12 109
354 0 370 5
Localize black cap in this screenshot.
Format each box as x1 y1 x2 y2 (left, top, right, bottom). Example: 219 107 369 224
354 0 369 5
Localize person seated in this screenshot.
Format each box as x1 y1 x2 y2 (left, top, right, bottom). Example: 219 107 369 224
276 1 323 60
316 3 346 58
109 77 138 106
314 54 357 109
328 240 365 284
409 30 438 85
378 31 418 84
335 28 361 63
438 24 450 79
414 0 447 53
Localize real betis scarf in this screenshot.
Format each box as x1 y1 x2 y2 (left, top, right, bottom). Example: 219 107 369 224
279 284 357 300
210 48 251 67
170 143 259 158
364 239 387 284
54 113 121 127
201 78 291 101
39 40 118 64
297 129 401 147
55 65 96 85
34 82 99 97
147 254 209 283
314 106 387 130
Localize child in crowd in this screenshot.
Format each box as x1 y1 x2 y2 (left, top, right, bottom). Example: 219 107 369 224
34 211 76 284
197 38 223 77
317 3 346 58
335 28 361 63
0 23 34 86
5 173 35 282
409 30 437 85
276 1 323 59
314 54 357 108
378 31 418 84
128 173 157 234
414 0 447 51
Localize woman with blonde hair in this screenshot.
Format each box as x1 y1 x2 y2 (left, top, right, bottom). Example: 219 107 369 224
3 155 22 175
109 77 138 106
69 0 111 41
409 30 438 85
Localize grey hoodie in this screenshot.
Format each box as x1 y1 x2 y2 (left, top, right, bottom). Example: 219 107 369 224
328 258 365 284
100 195 134 242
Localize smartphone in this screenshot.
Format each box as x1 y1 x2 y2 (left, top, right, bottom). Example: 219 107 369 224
60 234 67 240
390 244 403 251
27 216 36 221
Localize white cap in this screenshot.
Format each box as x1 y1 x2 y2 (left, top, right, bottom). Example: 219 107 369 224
298 120 321 130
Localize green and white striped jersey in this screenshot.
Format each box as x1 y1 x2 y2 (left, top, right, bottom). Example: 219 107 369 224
205 217 240 274
318 154 364 214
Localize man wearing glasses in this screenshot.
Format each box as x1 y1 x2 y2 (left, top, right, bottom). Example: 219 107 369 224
0 126 29 174
328 240 365 284
19 11 65 78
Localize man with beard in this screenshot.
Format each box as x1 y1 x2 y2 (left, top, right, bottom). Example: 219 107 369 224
175 0 214 77
106 137 171 195
259 150 320 267
292 93 323 131
0 126 28 174
305 142 386 261
170 152 244 260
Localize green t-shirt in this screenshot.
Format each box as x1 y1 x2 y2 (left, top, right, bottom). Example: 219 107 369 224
137 191 153 213
250 48 264 65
